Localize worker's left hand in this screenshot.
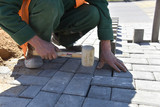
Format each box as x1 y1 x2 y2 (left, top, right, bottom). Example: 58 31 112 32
97 40 128 72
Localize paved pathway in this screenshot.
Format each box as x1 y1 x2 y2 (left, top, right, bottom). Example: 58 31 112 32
0 0 160 107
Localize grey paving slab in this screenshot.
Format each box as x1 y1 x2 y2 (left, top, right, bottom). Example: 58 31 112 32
147 59 160 65
55 94 85 107
60 59 81 73
0 96 31 107
135 80 160 92
94 69 112 77
0 66 11 74
41 63 62 70
0 84 27 97
113 71 155 80
153 72 160 81
77 61 98 74
42 71 73 93
15 75 50 85
38 69 57 77
19 85 42 98
111 88 160 106
119 58 148 64
82 98 137 107
88 86 111 100
92 76 135 89
51 57 68 64
27 91 60 107
64 74 92 96
133 65 160 72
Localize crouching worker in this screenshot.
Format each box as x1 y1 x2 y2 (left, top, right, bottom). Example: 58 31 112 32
0 0 128 72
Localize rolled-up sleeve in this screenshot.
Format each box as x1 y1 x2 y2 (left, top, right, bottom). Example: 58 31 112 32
0 0 36 45
85 0 113 40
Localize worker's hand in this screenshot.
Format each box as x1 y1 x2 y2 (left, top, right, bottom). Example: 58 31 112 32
97 40 128 72
28 35 60 60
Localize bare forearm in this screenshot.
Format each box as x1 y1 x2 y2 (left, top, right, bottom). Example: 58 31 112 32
100 40 111 52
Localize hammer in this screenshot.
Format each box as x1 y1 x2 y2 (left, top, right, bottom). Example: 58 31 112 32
33 45 95 67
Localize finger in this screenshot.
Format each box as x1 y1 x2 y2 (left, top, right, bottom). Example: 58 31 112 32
117 59 128 71
52 52 57 59
111 64 121 73
97 61 105 69
115 61 127 72
44 55 49 60
48 54 53 60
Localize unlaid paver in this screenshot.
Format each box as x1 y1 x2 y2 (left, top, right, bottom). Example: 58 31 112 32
39 69 57 77
82 98 137 107
42 71 73 93
92 76 135 89
147 58 160 65
153 72 160 81
133 65 160 72
88 86 111 100
139 105 156 107
77 61 98 74
0 84 27 97
135 80 160 92
55 94 85 107
15 75 50 85
60 59 81 73
0 96 31 107
27 91 60 107
111 88 160 106
113 71 155 80
94 69 112 77
130 54 160 59
0 66 11 74
19 85 42 98
119 58 148 64
64 74 92 96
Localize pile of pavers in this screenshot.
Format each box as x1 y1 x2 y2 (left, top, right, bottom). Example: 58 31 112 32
0 17 160 107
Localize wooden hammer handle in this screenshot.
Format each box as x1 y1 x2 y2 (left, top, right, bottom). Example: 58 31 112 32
32 51 81 58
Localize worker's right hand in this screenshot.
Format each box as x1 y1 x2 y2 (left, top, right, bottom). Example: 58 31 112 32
28 35 60 60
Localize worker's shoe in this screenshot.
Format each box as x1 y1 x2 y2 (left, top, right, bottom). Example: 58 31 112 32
51 33 60 46
24 45 43 69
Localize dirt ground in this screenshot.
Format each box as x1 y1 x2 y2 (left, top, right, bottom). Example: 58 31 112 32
0 28 23 66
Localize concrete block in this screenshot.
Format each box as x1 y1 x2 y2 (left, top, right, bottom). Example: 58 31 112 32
148 58 160 65
133 65 160 72
27 91 60 107
42 71 73 93
92 76 135 89
153 72 160 81
64 74 92 96
88 86 111 100
55 94 84 107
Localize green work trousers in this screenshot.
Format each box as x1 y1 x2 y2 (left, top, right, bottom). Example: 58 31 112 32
29 0 100 47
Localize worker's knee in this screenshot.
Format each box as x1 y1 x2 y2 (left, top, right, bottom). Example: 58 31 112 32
84 5 100 26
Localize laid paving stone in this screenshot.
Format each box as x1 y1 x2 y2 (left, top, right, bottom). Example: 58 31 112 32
133 65 160 72
113 71 155 80
0 96 31 107
64 74 92 96
119 58 148 64
135 80 160 92
19 85 42 98
38 69 57 77
111 88 160 106
27 91 60 107
88 86 111 100
94 69 112 77
147 59 160 65
82 98 137 107
51 57 68 64
0 66 11 74
41 63 62 70
55 94 85 107
77 61 98 74
12 67 42 76
42 71 73 93
0 84 27 97
153 72 160 81
92 76 135 89
60 59 81 73
14 75 50 85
